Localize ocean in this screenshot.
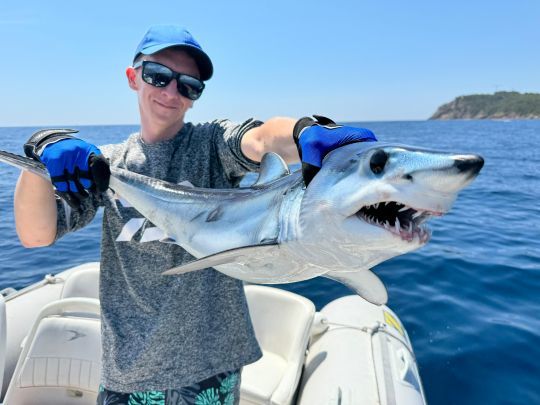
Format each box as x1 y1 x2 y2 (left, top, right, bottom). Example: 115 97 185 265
1 120 539 404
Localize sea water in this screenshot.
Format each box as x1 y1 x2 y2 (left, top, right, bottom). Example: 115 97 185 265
0 120 539 404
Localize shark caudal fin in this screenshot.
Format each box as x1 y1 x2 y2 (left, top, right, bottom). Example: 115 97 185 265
323 269 388 305
0 150 50 181
162 243 279 275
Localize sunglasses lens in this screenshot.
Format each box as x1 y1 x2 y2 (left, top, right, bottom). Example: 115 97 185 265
142 62 173 87
140 62 204 100
178 76 204 100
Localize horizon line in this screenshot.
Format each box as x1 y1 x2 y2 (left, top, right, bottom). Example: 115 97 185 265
0 118 435 129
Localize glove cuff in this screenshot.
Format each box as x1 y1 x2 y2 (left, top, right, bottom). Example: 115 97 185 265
293 115 338 143
292 117 315 151
24 129 79 161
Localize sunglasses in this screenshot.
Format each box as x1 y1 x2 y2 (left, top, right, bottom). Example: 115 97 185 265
133 60 205 100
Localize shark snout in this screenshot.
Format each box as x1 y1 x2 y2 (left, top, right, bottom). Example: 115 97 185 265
453 154 484 178
399 152 484 197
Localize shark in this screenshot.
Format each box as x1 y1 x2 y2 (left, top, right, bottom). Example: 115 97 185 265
0 137 484 305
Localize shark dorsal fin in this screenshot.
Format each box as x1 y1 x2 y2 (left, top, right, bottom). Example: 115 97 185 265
254 152 290 186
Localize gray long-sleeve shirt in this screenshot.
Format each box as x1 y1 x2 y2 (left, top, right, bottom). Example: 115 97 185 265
55 119 263 392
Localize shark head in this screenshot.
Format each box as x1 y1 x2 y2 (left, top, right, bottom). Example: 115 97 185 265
298 142 484 269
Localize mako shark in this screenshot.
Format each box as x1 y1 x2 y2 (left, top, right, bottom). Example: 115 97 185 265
0 140 483 305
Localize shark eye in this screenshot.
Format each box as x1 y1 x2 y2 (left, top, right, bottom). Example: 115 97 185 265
370 149 388 174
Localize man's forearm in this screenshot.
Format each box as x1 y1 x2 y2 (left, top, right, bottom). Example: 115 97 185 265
14 172 58 247
241 117 299 164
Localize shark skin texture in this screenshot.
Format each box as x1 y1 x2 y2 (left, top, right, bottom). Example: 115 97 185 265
0 140 484 305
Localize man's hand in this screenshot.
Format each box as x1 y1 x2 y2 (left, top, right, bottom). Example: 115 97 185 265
293 115 377 185
24 129 110 208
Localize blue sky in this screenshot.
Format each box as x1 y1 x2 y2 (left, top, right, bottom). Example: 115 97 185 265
1 0 538 126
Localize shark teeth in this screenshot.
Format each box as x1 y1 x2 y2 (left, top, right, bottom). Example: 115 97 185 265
355 201 436 243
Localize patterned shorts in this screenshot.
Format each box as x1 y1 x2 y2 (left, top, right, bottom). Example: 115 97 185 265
96 369 241 405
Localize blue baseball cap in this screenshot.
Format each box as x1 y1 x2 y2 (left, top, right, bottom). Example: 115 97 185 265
133 25 213 81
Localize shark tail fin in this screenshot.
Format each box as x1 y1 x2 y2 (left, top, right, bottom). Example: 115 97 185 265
323 269 388 305
162 243 279 275
0 150 50 181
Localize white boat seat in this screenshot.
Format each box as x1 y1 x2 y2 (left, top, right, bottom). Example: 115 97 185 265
60 263 100 299
241 285 315 405
3 298 101 405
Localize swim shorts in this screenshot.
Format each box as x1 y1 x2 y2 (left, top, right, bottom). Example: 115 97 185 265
96 369 241 405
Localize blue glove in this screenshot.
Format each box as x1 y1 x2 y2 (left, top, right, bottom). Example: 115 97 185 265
293 115 377 185
24 129 110 209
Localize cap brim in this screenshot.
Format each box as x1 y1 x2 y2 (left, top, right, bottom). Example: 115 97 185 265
138 43 213 81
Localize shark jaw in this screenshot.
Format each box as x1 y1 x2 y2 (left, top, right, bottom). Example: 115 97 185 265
354 200 440 244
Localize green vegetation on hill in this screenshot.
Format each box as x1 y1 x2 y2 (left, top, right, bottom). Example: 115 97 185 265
430 91 540 120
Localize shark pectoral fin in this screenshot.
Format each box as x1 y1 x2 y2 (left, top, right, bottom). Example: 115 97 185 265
162 243 279 276
323 269 388 305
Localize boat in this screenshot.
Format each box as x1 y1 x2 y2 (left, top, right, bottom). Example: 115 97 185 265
0 262 426 404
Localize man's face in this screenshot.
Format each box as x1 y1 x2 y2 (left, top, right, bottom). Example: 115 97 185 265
128 48 200 134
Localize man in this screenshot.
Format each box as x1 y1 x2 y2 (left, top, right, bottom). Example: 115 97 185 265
15 25 376 405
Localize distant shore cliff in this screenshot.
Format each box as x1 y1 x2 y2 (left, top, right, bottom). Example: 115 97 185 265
430 91 540 120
